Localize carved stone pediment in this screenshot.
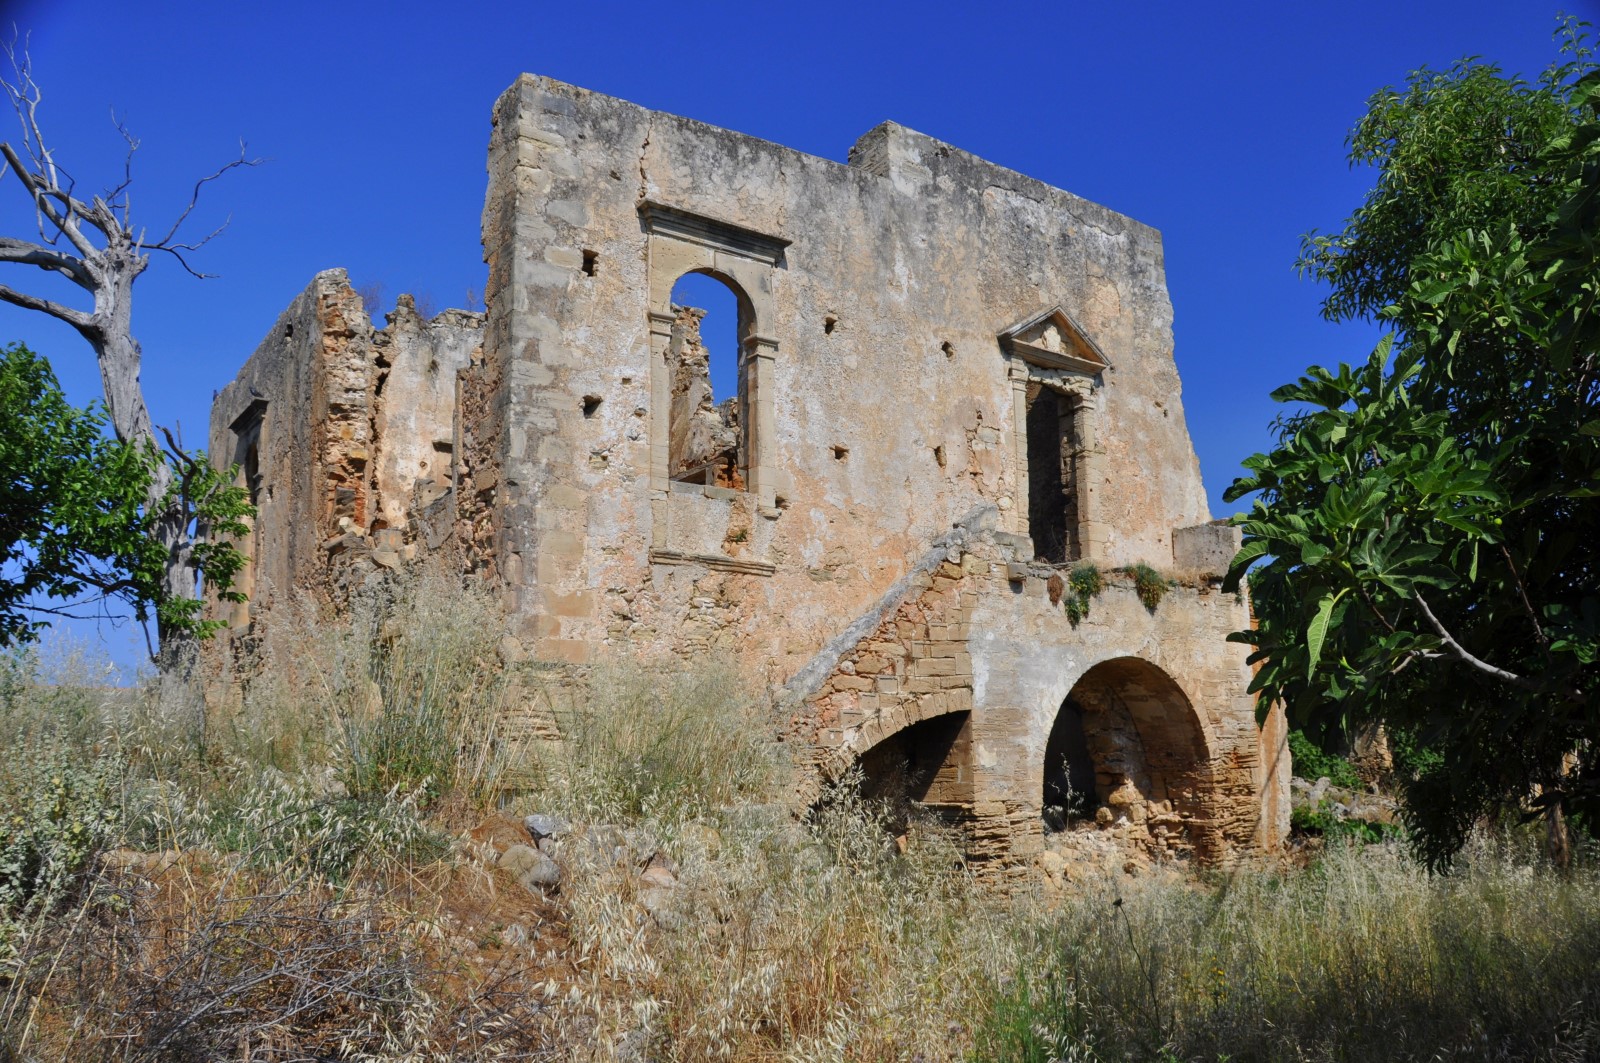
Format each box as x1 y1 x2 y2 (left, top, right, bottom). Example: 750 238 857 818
999 306 1110 375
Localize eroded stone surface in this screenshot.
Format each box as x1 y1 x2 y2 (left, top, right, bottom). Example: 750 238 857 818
209 74 1289 875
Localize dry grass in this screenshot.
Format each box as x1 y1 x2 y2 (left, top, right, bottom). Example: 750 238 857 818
1 583 1598 1061
974 837 1600 1062
530 659 790 827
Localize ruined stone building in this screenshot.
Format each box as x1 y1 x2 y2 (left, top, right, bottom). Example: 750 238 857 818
211 74 1290 874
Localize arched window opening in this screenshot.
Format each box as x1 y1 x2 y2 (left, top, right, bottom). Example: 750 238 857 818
1026 383 1081 563
854 712 974 833
668 272 745 489
1043 658 1211 858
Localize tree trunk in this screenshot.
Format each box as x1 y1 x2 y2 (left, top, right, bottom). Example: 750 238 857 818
90 240 207 733
1546 802 1572 870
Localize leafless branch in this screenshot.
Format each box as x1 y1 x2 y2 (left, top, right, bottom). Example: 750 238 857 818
0 235 91 285
1411 590 1536 690
148 140 260 252
0 281 94 336
0 141 97 256
106 108 138 224
148 242 213 280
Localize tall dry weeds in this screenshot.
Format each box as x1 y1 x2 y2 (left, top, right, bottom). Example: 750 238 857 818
532 660 790 827
3 594 1599 1061
218 570 526 811
976 836 1600 1061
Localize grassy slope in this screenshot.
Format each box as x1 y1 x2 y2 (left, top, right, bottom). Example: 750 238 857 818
1 576 1596 1061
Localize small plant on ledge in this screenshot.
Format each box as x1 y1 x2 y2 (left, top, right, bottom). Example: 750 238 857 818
1123 562 1172 612
1063 562 1105 626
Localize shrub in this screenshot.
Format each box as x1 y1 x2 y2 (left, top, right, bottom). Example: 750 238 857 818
1291 801 1401 844
0 746 124 916
1287 728 1363 789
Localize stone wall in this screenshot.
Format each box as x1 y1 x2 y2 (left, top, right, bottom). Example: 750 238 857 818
210 75 1288 871
209 271 483 626
480 76 1211 679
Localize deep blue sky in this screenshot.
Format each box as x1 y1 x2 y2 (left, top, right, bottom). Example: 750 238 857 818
2 0 1593 669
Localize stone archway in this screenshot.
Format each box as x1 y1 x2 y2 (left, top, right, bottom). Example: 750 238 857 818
816 709 976 834
1042 656 1216 859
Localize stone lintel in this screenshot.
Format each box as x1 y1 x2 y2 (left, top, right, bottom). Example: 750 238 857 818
638 201 790 265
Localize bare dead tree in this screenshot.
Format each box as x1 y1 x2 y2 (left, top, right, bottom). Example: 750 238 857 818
0 38 258 714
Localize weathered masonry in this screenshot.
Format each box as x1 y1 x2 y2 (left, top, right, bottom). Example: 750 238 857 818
211 74 1290 874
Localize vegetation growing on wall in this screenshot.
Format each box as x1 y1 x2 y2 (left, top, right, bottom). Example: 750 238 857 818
1062 562 1105 626
1121 562 1172 612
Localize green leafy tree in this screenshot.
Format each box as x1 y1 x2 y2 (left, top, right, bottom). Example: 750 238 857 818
1227 26 1600 868
0 43 257 713
0 342 249 650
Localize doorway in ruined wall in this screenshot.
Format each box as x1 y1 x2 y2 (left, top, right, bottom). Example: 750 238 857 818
1042 657 1212 857
228 401 267 630
853 711 975 833
667 272 749 490
1025 383 1083 563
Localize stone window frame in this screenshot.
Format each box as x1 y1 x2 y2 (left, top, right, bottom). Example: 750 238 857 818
640 202 789 514
999 307 1110 562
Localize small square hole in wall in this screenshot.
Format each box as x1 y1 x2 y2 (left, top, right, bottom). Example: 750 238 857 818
824 314 837 335
941 340 955 358
833 445 849 461
582 250 598 277
582 395 602 418
933 444 946 468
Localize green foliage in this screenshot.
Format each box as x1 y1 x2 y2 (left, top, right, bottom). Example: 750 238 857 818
0 746 124 915
1122 562 1171 612
0 343 151 647
150 442 254 641
1286 728 1362 790
1298 17 1597 324
1227 29 1600 868
1290 801 1401 844
0 341 253 648
1387 722 1445 784
970 959 1093 1063
1063 562 1104 626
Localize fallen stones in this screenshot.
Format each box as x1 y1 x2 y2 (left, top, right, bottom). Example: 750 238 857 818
499 843 562 892
524 812 570 843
